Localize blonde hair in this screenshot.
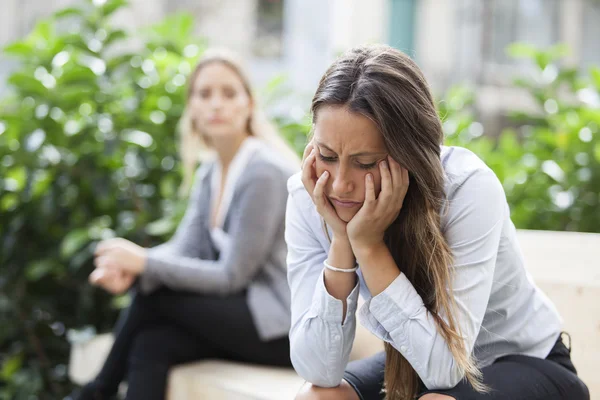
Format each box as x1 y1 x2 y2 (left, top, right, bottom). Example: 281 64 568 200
178 48 300 194
312 45 486 399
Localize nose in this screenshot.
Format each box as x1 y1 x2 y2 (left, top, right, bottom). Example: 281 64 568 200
209 93 224 109
331 164 354 195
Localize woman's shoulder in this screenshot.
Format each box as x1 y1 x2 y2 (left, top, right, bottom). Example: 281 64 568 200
441 146 507 221
242 144 298 186
441 145 501 192
286 172 314 209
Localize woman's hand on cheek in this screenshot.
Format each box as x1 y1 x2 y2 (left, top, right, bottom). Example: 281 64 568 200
347 156 410 252
301 148 348 239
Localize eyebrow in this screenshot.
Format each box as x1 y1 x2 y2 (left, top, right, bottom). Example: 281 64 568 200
316 141 387 158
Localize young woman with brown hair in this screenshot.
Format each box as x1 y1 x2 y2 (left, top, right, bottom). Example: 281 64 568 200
286 45 589 400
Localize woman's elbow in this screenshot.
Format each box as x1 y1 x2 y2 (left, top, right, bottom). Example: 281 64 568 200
290 339 343 388
422 366 465 391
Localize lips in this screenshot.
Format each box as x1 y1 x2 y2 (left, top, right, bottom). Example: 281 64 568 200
330 197 361 208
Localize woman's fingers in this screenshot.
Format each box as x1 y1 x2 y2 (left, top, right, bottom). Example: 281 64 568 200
313 170 330 211
301 149 317 194
379 159 392 201
94 254 122 271
94 238 121 256
365 173 376 204
89 268 106 285
388 157 409 202
302 141 314 164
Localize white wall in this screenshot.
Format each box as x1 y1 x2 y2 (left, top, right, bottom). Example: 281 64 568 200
414 0 456 92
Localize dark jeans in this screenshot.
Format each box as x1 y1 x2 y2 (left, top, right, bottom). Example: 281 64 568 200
92 288 291 400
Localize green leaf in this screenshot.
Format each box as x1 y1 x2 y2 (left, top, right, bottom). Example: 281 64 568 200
105 29 127 46
25 260 56 281
0 354 22 380
594 142 600 163
54 6 84 19
2 42 34 56
535 53 551 71
0 193 18 212
5 167 27 192
146 217 176 236
590 66 600 91
111 293 132 309
61 229 90 258
101 0 128 17
506 42 538 59
548 43 569 59
7 72 47 95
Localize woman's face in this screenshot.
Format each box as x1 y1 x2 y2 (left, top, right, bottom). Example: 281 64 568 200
188 62 253 140
313 105 388 222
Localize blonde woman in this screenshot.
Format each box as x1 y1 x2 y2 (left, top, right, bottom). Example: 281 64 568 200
287 45 590 400
76 49 299 400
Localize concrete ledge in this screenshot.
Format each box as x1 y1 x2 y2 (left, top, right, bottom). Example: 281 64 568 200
69 229 600 399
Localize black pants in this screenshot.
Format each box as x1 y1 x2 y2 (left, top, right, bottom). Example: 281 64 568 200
343 335 590 400
92 288 291 400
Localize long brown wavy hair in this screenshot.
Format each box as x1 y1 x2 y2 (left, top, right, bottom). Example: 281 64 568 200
311 45 485 399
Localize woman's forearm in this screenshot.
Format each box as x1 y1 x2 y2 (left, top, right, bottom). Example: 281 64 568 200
353 242 401 297
323 236 357 321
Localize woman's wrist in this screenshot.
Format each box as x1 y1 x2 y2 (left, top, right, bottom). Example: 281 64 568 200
329 236 356 269
352 240 387 264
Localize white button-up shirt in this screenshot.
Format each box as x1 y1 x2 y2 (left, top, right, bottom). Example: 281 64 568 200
286 146 562 390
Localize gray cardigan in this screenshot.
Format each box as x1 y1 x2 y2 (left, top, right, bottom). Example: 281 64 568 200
139 144 296 341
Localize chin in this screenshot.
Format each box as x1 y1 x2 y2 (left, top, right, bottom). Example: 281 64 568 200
334 207 358 223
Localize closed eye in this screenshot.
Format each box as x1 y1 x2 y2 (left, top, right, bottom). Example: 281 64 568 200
318 153 337 163
357 162 377 170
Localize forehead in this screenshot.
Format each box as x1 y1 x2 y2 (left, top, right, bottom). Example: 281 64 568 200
193 62 245 88
313 105 385 152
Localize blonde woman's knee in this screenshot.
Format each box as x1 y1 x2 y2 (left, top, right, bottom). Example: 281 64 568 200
295 380 360 400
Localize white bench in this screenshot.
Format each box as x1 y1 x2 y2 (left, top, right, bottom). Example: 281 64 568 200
69 230 600 399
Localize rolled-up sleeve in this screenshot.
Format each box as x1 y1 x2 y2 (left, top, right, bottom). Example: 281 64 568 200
358 168 507 389
286 191 359 387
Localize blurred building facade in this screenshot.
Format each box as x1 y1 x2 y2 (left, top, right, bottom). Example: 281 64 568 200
1 0 600 131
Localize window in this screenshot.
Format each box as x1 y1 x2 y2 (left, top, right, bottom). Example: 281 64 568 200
454 0 562 86
482 0 561 66
253 0 285 58
581 0 600 68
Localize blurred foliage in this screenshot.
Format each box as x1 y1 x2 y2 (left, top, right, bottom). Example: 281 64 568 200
442 43 600 232
0 0 199 398
0 0 309 397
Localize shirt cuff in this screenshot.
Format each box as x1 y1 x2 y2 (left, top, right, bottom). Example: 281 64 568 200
310 269 360 324
368 273 426 332
140 253 164 290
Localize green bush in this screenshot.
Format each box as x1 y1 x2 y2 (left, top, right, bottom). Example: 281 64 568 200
0 1 206 397
0 1 310 397
442 43 600 233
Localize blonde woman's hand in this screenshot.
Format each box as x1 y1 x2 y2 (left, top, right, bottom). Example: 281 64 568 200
301 145 348 239
347 156 409 252
94 238 147 275
89 267 135 295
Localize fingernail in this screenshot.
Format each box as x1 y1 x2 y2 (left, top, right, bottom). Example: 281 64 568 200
322 171 329 177
381 161 388 168
367 174 373 181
